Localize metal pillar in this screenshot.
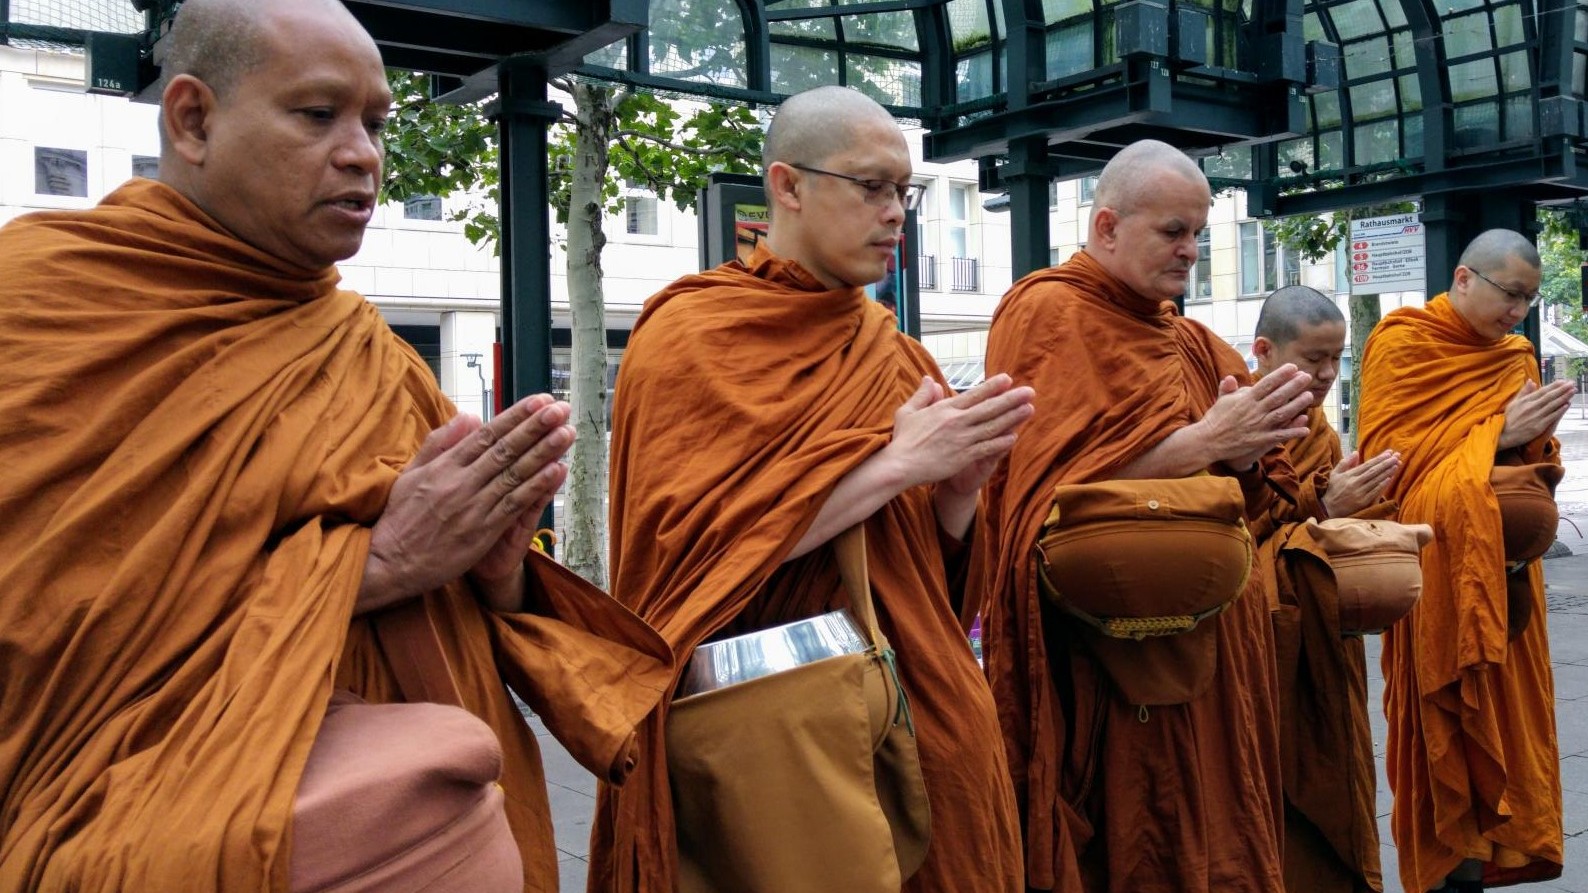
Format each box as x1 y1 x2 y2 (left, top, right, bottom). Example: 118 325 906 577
495 56 563 543
1005 137 1051 280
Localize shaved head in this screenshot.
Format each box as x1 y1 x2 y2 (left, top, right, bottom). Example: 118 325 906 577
160 0 269 99
1458 228 1540 274
1093 139 1208 215
762 87 896 197
1255 285 1345 346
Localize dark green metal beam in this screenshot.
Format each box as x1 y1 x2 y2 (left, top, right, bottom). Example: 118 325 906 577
765 0 947 21
1261 146 1588 217
349 0 596 30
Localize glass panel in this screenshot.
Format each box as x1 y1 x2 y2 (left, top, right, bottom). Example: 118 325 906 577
1313 90 1343 128
1391 29 1417 70
1444 0 1486 13
1452 100 1501 148
1240 221 1261 293
1329 0 1384 41
1448 59 1499 101
848 55 923 106
649 0 747 86
1350 79 1397 119
772 43 841 95
1577 6 1588 42
948 0 994 50
1493 4 1526 47
1279 138 1315 172
1443 12 1493 58
1343 36 1391 78
770 16 838 40
1352 119 1400 164
845 11 919 50
1499 51 1532 91
1381 0 1408 29
584 41 627 69
1194 230 1213 299
1404 111 1423 157
1203 145 1252 180
1398 73 1422 111
1047 23 1095 78
1043 0 1092 24
1576 52 1587 94
1264 228 1278 292
1305 11 1327 42
1319 129 1346 170
957 50 995 99
1505 92 1534 140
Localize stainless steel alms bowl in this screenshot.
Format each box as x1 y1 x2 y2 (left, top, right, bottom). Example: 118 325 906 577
678 609 869 697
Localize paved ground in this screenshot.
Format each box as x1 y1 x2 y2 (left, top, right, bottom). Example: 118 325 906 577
530 410 1588 893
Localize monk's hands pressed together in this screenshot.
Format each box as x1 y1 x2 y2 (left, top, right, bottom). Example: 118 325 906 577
1322 449 1400 518
356 395 575 615
1498 379 1576 452
890 374 1035 537
1196 364 1313 472
888 374 1036 489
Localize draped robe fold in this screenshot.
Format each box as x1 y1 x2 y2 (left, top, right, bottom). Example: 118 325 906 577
588 244 1025 893
1358 294 1563 891
970 251 1288 893
0 180 673 893
1255 408 1385 893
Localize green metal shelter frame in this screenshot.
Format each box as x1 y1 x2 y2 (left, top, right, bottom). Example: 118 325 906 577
8 0 1588 386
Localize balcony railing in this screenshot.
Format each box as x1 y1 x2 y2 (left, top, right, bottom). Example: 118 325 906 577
951 256 979 292
918 254 937 290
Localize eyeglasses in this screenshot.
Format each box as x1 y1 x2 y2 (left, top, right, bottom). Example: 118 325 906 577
1469 267 1543 308
790 164 925 211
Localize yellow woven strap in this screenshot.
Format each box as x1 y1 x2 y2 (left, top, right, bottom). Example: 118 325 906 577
528 528 558 554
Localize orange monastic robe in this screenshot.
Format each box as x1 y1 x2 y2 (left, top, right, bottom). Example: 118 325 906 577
0 180 672 893
1359 294 1563 891
972 250 1288 893
588 244 1024 893
1257 408 1384 893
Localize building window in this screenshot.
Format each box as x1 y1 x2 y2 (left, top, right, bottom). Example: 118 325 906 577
948 182 973 264
1187 229 1213 301
624 194 658 236
132 155 159 180
1238 221 1300 294
1048 179 1059 208
403 195 443 221
1050 246 1062 267
1079 175 1097 204
35 147 87 197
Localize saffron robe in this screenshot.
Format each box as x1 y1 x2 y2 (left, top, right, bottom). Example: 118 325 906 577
1358 294 1563 891
1256 408 1385 893
588 244 1025 893
971 250 1288 893
0 180 673 893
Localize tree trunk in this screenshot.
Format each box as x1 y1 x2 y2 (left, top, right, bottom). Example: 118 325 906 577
561 83 616 588
1347 292 1382 453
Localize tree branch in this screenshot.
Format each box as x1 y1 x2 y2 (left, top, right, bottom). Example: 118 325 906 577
614 132 668 194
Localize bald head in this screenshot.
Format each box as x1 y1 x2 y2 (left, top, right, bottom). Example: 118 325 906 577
1255 285 1345 347
1458 229 1540 276
762 87 897 197
161 0 369 100
1093 139 1208 216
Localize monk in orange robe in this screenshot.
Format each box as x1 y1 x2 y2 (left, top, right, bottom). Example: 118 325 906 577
1360 229 1571 892
972 139 1318 893
0 3 671 891
588 86 1032 893
1248 285 1400 893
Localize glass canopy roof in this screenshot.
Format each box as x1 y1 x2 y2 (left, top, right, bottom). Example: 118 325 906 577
10 0 1588 207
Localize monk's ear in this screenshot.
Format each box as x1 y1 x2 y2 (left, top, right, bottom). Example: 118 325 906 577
1092 206 1121 249
1252 336 1275 363
766 162 802 214
161 74 217 167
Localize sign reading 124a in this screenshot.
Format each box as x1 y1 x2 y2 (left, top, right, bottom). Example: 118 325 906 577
1347 212 1425 296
